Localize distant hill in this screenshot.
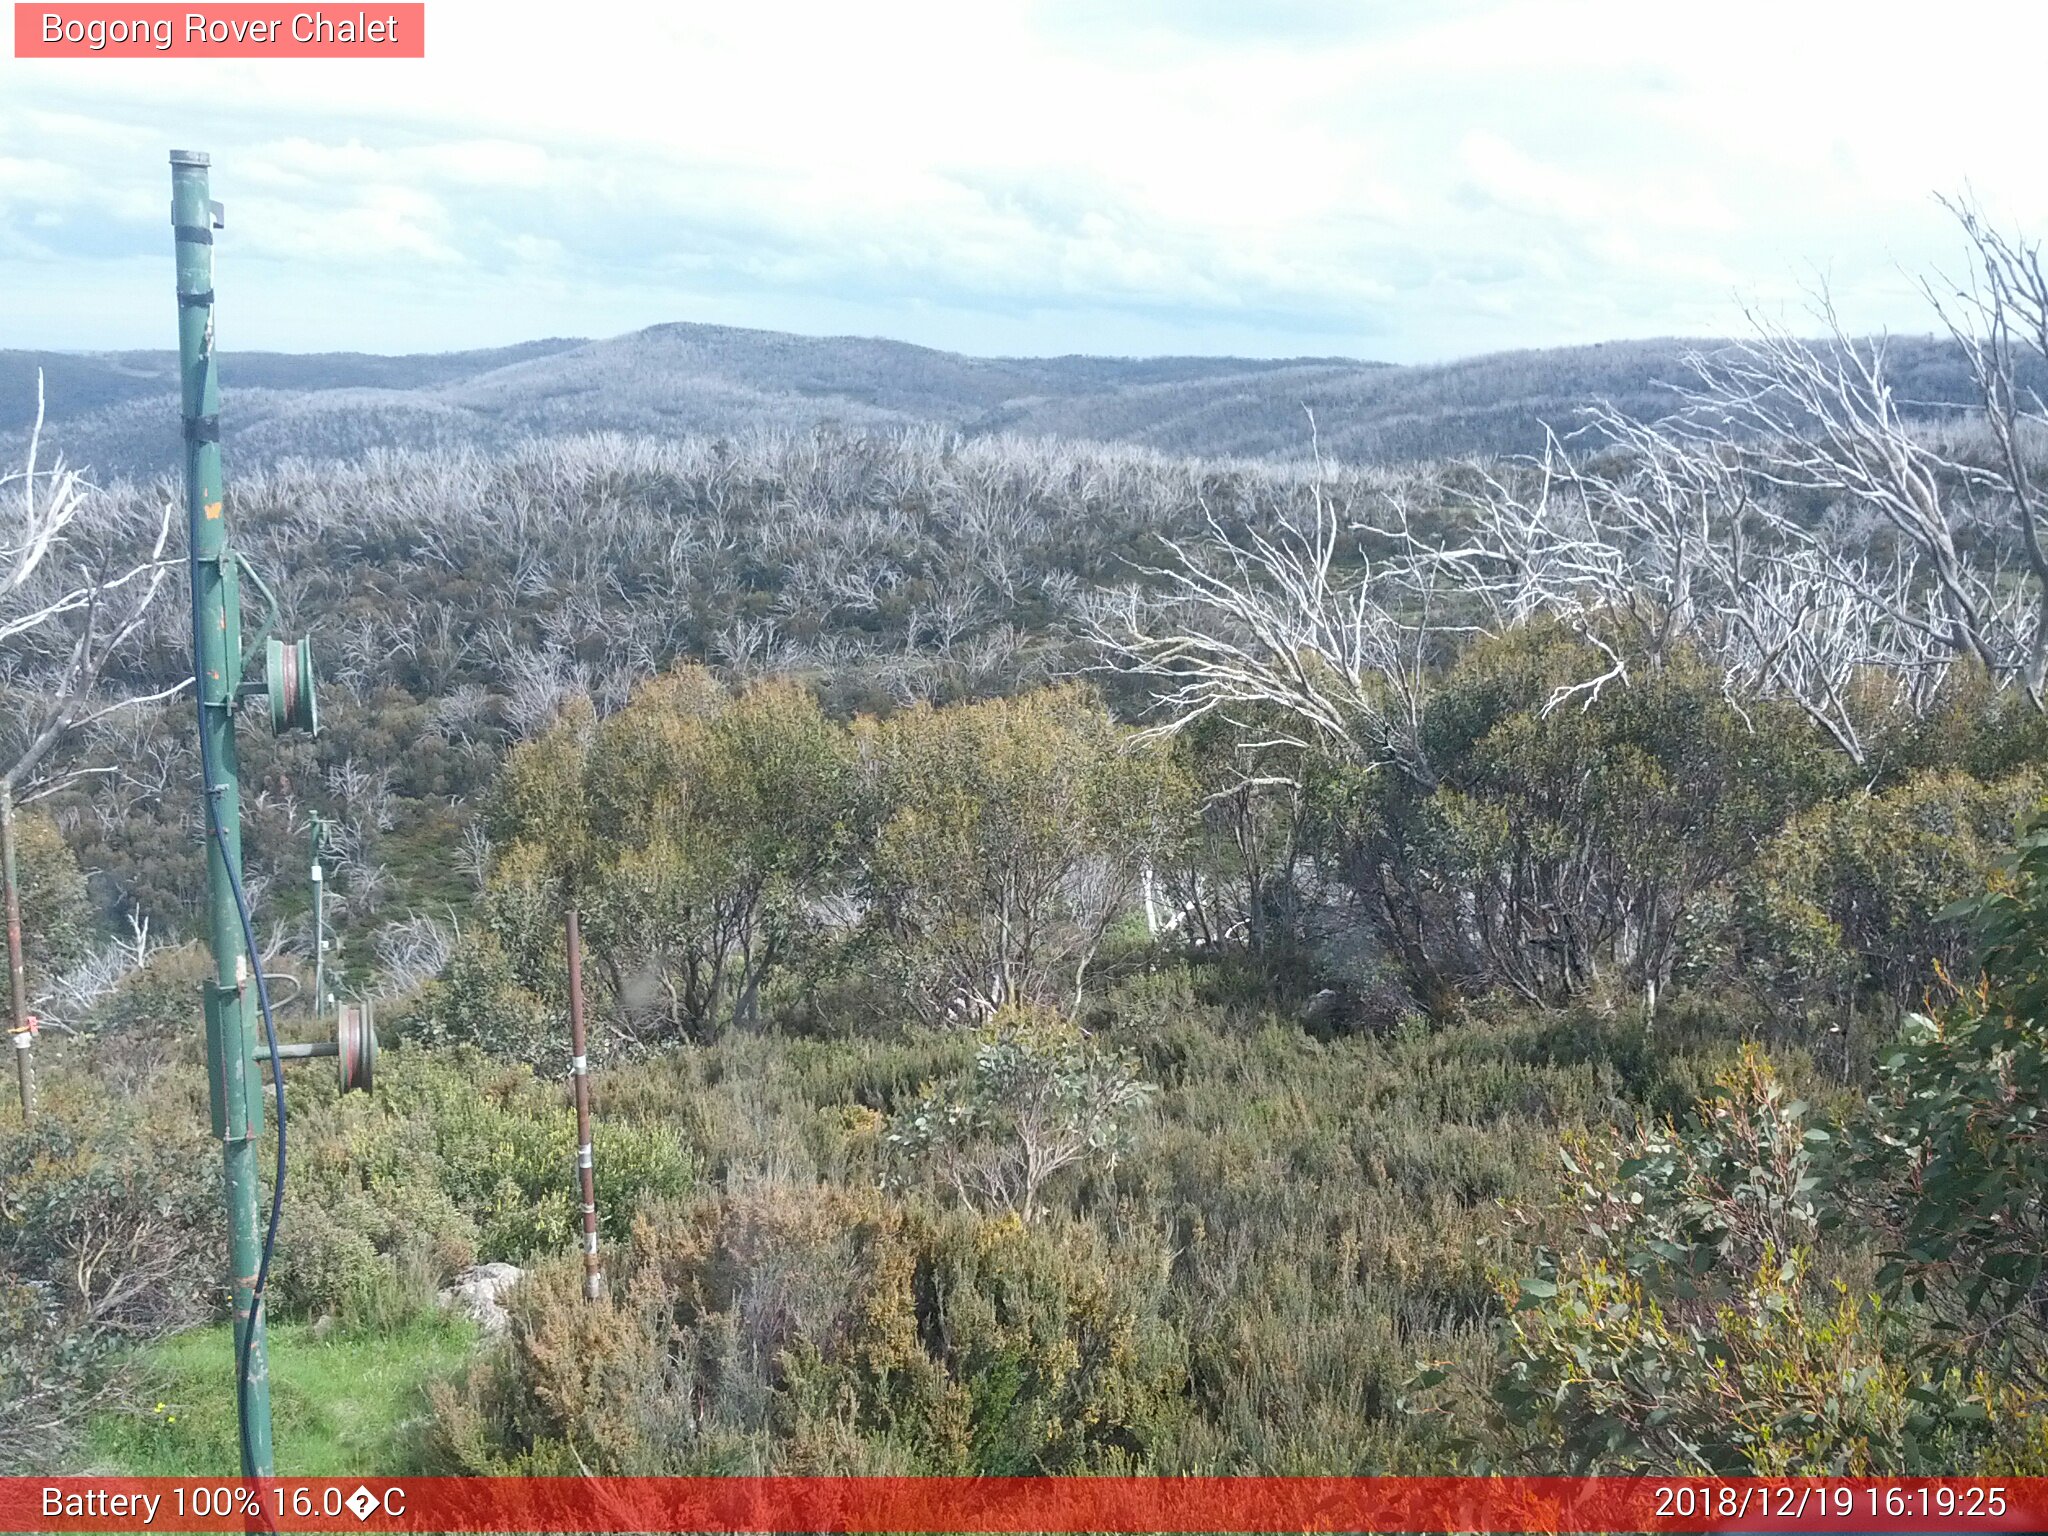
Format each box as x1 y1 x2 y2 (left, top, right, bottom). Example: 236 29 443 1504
0 322 2002 480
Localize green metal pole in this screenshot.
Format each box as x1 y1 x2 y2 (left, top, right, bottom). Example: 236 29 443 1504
172 148 274 1478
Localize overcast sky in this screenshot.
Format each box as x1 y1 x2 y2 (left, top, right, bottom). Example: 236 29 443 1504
4 0 2046 363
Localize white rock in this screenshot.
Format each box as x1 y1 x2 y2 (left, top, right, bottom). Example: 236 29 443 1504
437 1261 524 1337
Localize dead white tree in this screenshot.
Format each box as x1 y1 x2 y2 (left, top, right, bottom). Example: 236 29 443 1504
1353 196 2048 765
373 909 459 993
1368 405 1947 763
2 373 182 1114
493 635 592 737
1925 193 2048 702
1089 463 1435 785
2 382 182 776
1672 287 2039 707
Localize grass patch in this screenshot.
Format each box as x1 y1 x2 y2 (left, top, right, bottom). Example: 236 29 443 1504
85 1314 476 1476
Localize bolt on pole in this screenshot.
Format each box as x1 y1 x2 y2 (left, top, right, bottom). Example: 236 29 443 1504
565 909 605 1301
172 148 274 1478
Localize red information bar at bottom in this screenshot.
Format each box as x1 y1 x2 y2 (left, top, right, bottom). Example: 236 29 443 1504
14 5 424 58
5 1477 2047 1533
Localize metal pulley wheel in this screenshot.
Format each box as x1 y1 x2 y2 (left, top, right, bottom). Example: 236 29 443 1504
265 635 319 736
336 1000 376 1094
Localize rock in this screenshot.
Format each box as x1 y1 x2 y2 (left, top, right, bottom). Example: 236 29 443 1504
438 1261 524 1337
1302 987 1347 1034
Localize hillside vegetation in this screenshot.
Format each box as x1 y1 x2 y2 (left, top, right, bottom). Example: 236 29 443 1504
8 208 2048 1478
13 630 2046 1476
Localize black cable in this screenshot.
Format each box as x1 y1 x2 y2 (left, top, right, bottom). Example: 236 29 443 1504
188 510 287 1494
206 779 287 1488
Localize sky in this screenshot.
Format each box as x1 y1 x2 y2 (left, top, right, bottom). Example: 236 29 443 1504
4 0 2048 364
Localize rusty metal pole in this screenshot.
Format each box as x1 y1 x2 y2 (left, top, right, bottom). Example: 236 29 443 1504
564 908 605 1300
310 814 328 1018
2 780 33 1122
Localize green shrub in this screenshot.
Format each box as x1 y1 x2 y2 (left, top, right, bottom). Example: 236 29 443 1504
859 684 1190 1021
482 671 859 1042
1322 623 1834 1006
10 808 95 988
399 930 557 1069
888 1007 1154 1223
1 1276 129 1474
0 1059 217 1467
1419 1047 2038 1473
268 1046 693 1319
1470 1247 2012 1474
271 1201 384 1319
1852 800 2048 1388
1742 769 2042 1012
903 1202 1186 1472
83 944 212 1045
332 1047 692 1264
428 1184 1186 1476
428 1254 676 1475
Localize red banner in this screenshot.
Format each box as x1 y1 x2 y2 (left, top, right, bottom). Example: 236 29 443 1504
13 4 424 57
3 1477 2045 1534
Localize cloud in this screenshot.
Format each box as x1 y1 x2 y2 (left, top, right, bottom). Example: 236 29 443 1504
3 1 2046 360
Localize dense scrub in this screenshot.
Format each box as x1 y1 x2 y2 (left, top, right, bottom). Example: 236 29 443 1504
404 646 2043 1065
28 833 2048 1477
19 429 1375 991
7 350 2048 1475
12 954 1737 1473
14 416 2045 1028
13 537 2045 1471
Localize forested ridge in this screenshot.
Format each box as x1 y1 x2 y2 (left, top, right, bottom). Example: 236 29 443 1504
7 210 2048 1479
11 323 2039 480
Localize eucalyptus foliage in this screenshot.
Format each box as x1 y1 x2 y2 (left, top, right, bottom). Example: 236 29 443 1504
1857 808 2048 1387
888 1009 1154 1223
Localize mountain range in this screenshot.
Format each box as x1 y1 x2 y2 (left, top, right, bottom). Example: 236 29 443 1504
1 322 1998 480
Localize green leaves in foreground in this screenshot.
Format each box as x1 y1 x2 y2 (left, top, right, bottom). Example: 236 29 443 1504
1414 798 2048 1475
1854 808 2048 1381
1412 1047 2023 1474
